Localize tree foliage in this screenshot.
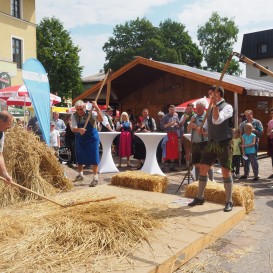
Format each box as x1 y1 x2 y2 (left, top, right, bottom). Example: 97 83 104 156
36 17 83 102
197 12 241 75
103 17 202 72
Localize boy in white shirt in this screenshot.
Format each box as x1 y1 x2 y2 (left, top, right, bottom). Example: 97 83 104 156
50 121 60 156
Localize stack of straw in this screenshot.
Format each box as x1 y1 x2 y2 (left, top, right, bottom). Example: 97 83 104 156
184 181 254 213
111 171 168 192
0 200 162 272
1 125 73 207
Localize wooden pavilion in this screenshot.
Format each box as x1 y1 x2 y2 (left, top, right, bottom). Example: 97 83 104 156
74 56 273 149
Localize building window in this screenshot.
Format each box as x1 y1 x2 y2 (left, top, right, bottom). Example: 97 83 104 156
12 38 22 69
260 66 268 77
258 44 267 54
12 0 21 18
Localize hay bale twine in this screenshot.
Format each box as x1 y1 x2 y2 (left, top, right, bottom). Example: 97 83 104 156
184 181 254 213
111 171 168 192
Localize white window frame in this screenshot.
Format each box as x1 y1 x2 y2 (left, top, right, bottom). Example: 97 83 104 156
11 0 23 19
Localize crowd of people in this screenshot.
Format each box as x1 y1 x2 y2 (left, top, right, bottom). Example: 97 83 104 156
3 86 271 212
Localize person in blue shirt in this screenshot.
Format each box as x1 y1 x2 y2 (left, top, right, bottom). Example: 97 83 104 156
239 110 263 156
240 123 259 182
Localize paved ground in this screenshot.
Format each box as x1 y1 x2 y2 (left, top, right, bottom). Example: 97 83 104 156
62 155 273 273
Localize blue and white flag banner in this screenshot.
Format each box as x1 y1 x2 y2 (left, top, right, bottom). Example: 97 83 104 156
22 58 50 145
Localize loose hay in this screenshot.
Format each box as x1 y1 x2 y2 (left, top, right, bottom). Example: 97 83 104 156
1 126 73 207
184 181 254 213
111 171 168 192
0 200 162 272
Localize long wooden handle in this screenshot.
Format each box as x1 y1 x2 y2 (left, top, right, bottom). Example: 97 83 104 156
105 72 112 108
233 52 273 77
201 52 234 128
66 196 116 207
201 51 273 128
0 176 66 207
83 70 110 129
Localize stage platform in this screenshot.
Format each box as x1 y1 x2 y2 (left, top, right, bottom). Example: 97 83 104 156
64 184 246 272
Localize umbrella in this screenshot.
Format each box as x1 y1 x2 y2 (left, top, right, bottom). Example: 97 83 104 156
6 96 32 107
0 85 28 98
0 85 61 105
1 85 61 126
175 97 211 112
6 93 61 106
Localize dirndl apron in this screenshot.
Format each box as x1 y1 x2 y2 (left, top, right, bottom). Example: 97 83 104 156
165 132 178 160
75 119 100 165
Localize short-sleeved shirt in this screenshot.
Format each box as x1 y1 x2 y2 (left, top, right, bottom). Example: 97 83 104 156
53 118 66 132
160 113 180 133
50 129 60 147
239 118 263 138
242 133 256 154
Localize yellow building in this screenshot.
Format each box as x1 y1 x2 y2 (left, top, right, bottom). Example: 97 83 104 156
0 0 36 88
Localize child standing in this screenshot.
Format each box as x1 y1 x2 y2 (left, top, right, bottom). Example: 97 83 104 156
240 123 259 181
232 128 241 178
50 121 60 157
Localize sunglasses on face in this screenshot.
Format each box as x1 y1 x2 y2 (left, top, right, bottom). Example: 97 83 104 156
76 108 84 111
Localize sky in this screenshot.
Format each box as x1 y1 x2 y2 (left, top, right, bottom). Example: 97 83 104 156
36 0 273 78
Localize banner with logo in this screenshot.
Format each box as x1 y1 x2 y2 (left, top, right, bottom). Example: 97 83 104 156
22 58 50 145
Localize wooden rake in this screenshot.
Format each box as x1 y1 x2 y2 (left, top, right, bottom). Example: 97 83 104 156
0 176 116 208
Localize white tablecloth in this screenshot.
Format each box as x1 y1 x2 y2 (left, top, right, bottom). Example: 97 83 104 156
98 132 120 173
135 132 166 176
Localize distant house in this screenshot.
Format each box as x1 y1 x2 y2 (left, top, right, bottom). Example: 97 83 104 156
241 29 273 83
82 71 105 90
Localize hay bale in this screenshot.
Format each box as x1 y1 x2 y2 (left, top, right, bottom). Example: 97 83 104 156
1 126 73 207
184 181 254 213
111 171 168 192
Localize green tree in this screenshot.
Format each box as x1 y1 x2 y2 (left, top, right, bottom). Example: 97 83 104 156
159 19 202 67
36 17 83 103
197 12 241 75
103 18 202 72
103 17 161 71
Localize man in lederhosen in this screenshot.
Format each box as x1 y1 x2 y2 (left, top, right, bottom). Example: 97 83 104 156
188 86 234 212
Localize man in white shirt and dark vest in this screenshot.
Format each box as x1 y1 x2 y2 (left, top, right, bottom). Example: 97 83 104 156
188 86 234 212
101 106 115 132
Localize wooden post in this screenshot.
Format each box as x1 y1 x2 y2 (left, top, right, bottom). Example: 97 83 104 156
105 70 112 108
